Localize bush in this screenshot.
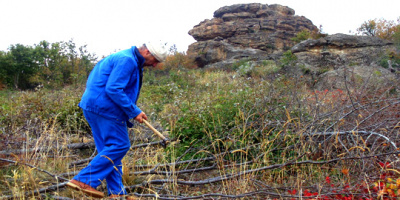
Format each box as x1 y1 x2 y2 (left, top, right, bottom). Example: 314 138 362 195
379 50 400 69
291 30 311 43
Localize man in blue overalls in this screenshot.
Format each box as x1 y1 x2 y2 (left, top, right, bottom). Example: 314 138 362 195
66 41 168 199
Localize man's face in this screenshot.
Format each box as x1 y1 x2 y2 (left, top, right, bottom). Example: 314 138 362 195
143 50 160 67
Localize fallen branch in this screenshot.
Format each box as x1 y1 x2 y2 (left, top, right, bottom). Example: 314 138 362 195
131 190 294 199
62 157 219 178
133 164 217 176
1 182 68 200
127 151 400 187
0 142 95 156
131 190 375 200
0 158 68 182
68 140 172 168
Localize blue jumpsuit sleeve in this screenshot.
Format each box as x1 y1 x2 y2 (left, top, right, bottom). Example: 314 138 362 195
105 57 142 119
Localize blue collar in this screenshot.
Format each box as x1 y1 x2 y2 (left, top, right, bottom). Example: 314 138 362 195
133 46 145 67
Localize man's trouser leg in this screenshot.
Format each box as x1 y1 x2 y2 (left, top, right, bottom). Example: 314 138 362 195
72 110 130 195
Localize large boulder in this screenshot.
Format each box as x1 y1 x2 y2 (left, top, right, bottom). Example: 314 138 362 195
187 3 318 68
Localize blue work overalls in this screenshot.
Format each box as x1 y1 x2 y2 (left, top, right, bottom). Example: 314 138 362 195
73 46 144 195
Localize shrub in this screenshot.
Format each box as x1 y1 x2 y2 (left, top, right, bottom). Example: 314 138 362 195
379 50 400 69
161 52 197 70
279 50 298 67
291 30 311 43
235 60 280 78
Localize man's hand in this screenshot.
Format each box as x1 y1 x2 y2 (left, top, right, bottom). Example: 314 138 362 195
134 112 148 123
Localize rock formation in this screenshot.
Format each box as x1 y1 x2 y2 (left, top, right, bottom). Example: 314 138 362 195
187 3 318 68
186 3 398 90
291 33 395 68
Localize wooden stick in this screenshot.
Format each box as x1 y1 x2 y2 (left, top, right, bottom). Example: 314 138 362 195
143 119 168 141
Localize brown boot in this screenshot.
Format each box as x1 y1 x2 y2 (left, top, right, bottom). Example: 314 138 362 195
66 179 104 198
108 194 137 200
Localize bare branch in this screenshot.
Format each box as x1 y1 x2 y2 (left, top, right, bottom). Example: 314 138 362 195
311 131 398 149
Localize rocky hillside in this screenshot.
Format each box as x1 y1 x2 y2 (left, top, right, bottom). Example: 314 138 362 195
187 3 318 68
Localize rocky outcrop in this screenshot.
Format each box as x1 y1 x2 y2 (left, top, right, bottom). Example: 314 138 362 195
291 33 395 68
314 65 396 90
187 3 318 68
290 33 398 90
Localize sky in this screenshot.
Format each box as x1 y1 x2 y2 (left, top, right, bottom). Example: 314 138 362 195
0 0 399 57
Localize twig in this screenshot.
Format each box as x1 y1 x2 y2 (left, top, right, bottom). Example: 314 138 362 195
310 131 397 149
343 66 357 111
354 100 400 129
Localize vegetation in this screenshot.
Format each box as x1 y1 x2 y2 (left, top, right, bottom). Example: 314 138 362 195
0 40 97 90
291 25 328 44
357 18 400 41
291 30 311 43
1 50 399 199
357 17 400 70
1 18 400 199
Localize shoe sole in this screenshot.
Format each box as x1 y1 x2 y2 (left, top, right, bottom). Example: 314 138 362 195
66 181 105 198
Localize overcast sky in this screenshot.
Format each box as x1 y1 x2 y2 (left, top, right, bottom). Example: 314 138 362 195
0 0 399 57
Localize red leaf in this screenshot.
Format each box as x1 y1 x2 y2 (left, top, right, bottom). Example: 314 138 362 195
325 176 331 184
303 190 312 197
288 189 297 195
379 161 391 168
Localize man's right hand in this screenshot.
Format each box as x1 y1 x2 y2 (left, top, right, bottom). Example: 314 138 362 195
134 112 148 123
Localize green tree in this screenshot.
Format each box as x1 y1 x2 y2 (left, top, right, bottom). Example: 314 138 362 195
393 20 400 48
357 20 377 36
0 51 11 87
357 18 400 41
80 45 96 77
33 39 96 88
0 39 97 90
7 44 39 89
